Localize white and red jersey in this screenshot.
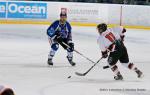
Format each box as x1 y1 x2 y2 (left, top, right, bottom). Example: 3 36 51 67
97 26 125 52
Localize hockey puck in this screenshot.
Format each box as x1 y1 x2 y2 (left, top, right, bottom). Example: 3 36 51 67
68 76 71 78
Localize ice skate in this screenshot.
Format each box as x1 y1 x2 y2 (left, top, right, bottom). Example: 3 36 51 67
67 56 76 66
135 69 144 78
47 58 53 66
68 60 76 66
114 73 123 80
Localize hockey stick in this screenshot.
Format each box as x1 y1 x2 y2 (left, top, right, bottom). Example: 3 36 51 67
103 65 109 69
61 42 109 71
75 57 103 76
62 42 97 64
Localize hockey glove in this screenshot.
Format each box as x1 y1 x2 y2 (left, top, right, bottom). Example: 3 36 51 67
101 51 108 58
54 35 63 43
122 28 126 33
120 28 126 41
120 35 125 41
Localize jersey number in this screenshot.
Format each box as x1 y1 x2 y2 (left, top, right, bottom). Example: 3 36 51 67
105 32 116 42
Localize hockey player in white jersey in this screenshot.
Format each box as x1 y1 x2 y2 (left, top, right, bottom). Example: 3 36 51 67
97 23 143 80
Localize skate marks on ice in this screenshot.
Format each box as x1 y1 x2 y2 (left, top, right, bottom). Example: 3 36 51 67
38 77 114 95
39 81 71 95
38 76 147 95
0 63 73 69
70 77 150 95
68 76 144 84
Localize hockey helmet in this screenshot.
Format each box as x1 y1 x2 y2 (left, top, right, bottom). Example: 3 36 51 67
97 23 107 33
60 12 67 24
60 12 67 17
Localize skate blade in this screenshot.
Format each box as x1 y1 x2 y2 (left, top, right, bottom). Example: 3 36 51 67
138 74 144 78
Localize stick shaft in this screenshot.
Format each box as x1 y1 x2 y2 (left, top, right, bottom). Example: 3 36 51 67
62 42 96 64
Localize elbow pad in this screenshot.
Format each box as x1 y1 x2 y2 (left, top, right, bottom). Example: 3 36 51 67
47 29 55 37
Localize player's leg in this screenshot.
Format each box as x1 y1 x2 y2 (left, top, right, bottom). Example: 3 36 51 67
108 52 123 80
66 51 75 66
66 39 76 66
120 47 143 78
48 39 59 65
59 38 76 66
111 65 123 80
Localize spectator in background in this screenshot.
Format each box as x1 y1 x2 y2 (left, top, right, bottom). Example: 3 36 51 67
135 0 148 5
0 85 15 95
12 0 149 5
112 0 124 4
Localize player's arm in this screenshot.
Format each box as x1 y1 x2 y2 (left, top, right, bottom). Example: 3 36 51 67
47 21 59 38
120 28 126 41
66 22 72 41
112 26 126 41
66 22 74 51
97 37 108 58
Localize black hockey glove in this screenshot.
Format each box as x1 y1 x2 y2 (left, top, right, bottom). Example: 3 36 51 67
67 41 74 52
120 35 125 41
120 28 126 41
56 38 69 50
122 28 126 33
101 51 108 58
54 35 63 43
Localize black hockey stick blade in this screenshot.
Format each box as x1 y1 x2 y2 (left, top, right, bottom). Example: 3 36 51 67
103 65 109 69
75 72 86 76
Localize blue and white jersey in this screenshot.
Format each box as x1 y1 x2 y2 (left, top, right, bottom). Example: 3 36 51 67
47 20 72 41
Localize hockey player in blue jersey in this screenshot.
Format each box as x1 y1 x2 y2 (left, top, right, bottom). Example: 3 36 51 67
47 12 75 66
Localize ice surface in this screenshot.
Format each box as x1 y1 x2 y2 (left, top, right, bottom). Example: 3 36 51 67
0 24 150 95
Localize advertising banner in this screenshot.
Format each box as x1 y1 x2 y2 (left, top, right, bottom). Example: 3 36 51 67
0 2 6 18
0 1 47 19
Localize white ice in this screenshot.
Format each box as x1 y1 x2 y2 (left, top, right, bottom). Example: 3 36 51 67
0 24 150 95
